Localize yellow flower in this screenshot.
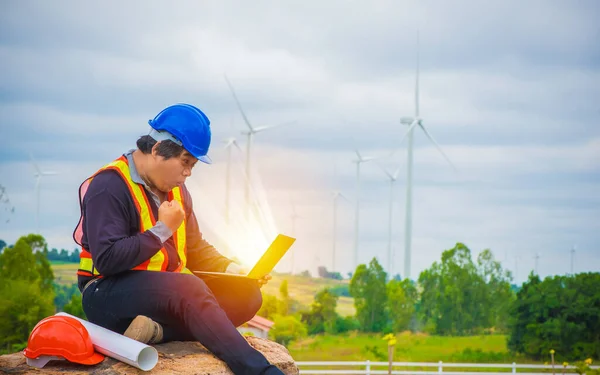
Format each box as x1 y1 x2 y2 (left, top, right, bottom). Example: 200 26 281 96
562 362 568 367
585 358 592 365
382 333 395 341
544 362 548 365
550 349 555 354
388 338 397 346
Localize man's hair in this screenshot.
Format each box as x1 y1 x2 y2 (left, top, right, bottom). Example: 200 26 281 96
136 135 185 159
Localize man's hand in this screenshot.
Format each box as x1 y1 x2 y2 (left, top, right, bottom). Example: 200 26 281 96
257 274 272 288
158 200 185 233
226 262 272 288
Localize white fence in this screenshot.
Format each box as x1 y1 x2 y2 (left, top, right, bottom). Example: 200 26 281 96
295 361 600 375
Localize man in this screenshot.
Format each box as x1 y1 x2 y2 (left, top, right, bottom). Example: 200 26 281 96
73 103 283 375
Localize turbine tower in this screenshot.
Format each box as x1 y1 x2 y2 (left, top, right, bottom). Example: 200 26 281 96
30 153 57 234
399 32 456 280
378 163 401 278
570 245 576 275
352 149 377 271
534 253 540 275
224 75 294 218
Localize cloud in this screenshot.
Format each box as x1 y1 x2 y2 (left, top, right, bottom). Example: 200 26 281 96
0 1 598 282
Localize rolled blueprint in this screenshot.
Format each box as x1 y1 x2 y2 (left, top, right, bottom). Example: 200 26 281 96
55 312 158 371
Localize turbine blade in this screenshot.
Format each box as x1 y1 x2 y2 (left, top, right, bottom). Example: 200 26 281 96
339 192 351 203
224 74 253 132
233 140 242 152
29 153 41 174
375 161 394 180
392 165 402 180
42 171 57 176
399 120 419 146
354 149 362 161
253 120 296 133
223 137 238 149
418 122 457 172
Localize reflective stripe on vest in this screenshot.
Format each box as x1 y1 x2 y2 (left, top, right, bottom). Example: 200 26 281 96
75 155 192 276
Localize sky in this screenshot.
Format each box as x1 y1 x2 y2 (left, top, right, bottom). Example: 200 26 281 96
0 0 598 283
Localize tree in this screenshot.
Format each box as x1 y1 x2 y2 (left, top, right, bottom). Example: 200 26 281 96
0 279 55 353
0 234 54 291
418 243 489 335
269 315 307 346
508 272 600 360
317 266 343 280
70 248 80 263
418 244 519 336
476 249 514 331
279 279 290 316
0 234 55 353
63 293 86 320
0 239 6 251
257 294 280 321
349 258 388 332
48 248 59 261
387 279 417 332
54 283 81 312
301 287 339 334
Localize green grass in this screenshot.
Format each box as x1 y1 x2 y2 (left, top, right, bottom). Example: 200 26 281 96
51 262 78 285
49 260 78 265
50 264 356 316
289 333 515 362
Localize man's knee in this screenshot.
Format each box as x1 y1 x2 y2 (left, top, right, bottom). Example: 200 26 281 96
240 282 263 323
249 283 263 315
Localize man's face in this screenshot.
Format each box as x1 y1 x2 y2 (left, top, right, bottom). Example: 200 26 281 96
150 147 198 192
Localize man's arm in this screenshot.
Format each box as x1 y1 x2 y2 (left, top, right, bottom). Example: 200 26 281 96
183 188 233 273
84 172 164 276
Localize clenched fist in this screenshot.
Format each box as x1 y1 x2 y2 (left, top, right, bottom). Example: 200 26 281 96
158 200 185 233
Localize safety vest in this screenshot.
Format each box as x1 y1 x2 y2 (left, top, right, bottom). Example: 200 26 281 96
74 155 192 277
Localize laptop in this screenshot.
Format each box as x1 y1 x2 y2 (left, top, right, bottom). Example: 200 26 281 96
193 234 296 279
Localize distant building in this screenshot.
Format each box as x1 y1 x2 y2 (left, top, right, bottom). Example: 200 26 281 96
237 315 274 339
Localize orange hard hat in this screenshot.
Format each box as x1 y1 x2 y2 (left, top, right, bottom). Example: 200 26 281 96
23 315 104 366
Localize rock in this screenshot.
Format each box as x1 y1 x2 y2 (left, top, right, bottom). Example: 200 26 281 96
0 337 298 374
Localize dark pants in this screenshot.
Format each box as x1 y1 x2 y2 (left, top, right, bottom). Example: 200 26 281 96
81 271 283 375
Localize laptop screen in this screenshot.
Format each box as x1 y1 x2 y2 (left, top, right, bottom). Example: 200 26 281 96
247 234 296 278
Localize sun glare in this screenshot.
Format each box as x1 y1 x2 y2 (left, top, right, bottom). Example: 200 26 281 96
186 158 280 270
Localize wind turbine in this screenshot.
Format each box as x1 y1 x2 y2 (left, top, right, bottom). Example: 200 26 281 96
534 252 541 275
352 149 378 270
331 190 350 274
30 153 57 234
377 163 401 278
224 75 294 218
398 32 456 280
223 137 242 225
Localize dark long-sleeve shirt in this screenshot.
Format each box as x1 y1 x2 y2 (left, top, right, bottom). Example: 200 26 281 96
77 153 232 291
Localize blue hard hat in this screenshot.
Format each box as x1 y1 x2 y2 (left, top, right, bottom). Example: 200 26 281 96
148 103 212 164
